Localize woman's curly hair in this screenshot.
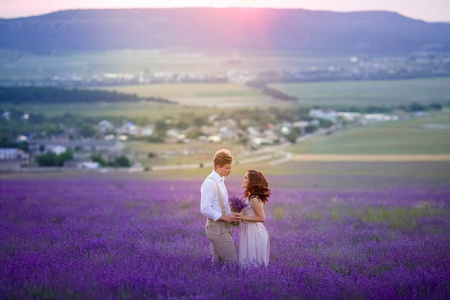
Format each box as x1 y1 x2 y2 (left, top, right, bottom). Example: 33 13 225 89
244 170 271 203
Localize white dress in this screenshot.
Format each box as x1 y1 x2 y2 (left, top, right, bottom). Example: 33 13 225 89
239 197 270 267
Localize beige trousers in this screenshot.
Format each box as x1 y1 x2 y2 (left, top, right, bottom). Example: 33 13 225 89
205 218 237 263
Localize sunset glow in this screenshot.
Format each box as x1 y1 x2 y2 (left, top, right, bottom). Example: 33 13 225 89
1 0 449 22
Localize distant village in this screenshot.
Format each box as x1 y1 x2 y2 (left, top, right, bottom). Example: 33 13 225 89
2 51 449 87
0 107 426 172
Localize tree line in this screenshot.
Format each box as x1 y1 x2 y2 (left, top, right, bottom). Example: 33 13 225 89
0 87 172 103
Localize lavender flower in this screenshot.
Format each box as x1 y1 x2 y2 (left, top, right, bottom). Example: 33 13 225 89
229 194 248 213
0 175 449 299
228 194 247 227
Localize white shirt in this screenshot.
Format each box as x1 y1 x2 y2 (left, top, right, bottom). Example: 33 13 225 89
200 170 231 221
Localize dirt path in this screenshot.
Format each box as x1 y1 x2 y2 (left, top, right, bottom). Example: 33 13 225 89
291 154 450 162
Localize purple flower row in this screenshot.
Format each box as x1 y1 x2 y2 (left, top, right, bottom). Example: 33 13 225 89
0 178 449 299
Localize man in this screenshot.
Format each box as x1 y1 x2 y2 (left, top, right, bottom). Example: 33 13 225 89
200 149 238 263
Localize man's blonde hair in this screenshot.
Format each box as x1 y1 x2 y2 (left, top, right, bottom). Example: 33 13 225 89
214 149 233 168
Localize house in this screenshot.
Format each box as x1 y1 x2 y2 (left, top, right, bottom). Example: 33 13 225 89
0 148 30 170
81 161 100 169
121 122 139 135
251 137 274 147
247 127 261 139
98 120 114 133
363 114 398 122
166 129 180 138
16 135 28 142
337 112 362 122
48 145 67 155
141 126 154 136
219 126 238 140
309 109 338 123
292 121 310 135
208 135 222 143
29 140 125 160
63 158 94 168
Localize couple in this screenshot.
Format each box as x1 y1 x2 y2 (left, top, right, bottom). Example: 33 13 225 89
200 149 270 267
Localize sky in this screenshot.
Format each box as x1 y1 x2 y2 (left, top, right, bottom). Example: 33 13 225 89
0 0 449 22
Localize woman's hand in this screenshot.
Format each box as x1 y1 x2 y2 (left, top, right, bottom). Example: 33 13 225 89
235 213 244 220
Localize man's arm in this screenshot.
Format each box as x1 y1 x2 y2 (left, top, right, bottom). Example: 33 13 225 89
200 181 222 221
201 180 238 222
217 213 238 222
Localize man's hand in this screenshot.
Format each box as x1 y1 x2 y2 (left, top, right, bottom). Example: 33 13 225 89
234 213 243 221
219 212 239 223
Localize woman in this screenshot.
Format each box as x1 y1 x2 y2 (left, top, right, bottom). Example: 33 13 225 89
236 169 270 267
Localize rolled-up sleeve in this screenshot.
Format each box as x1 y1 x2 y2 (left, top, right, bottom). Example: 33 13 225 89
200 180 222 221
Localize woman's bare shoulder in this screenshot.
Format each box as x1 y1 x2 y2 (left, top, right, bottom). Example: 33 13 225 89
249 195 263 205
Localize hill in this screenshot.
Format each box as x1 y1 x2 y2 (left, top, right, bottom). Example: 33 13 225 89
1 8 449 54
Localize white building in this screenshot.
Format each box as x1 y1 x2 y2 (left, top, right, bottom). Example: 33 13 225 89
0 148 29 169
309 109 338 123
98 120 115 132
337 112 362 122
363 114 398 122
49 145 67 155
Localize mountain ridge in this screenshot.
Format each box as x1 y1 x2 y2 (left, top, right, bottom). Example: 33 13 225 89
0 8 449 54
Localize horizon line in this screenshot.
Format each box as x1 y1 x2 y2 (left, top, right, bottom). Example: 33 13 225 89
1 6 449 23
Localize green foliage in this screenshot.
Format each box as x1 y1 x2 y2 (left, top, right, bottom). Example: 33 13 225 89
176 119 190 130
35 152 58 166
305 124 318 133
146 136 165 143
39 123 62 137
428 103 443 110
155 119 168 133
317 118 334 128
193 116 207 127
79 124 98 138
0 141 29 152
185 129 202 139
285 132 298 144
35 149 73 166
57 149 74 166
0 87 140 103
408 102 425 112
134 116 150 127
91 154 130 168
356 205 445 229
91 154 107 167
115 155 131 167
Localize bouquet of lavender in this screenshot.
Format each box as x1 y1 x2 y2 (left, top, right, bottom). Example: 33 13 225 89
228 194 247 227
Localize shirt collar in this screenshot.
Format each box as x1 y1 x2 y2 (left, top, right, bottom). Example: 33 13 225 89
211 170 225 182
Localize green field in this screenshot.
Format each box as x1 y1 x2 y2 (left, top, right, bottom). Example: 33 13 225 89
0 50 226 79
0 49 355 80
286 112 450 155
269 77 450 107
87 83 264 99
126 140 244 167
0 101 239 120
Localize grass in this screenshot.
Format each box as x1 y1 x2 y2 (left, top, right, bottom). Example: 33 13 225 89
355 205 446 229
269 77 450 106
0 101 239 120
286 112 450 155
126 140 244 167
0 49 356 80
86 83 264 99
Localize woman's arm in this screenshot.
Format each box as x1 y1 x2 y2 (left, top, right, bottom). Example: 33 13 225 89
239 197 265 222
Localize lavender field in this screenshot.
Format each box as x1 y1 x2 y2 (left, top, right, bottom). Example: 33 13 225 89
1 169 450 299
